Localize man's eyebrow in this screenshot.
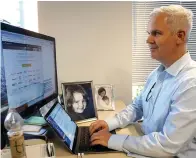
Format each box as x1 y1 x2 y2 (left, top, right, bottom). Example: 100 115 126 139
147 30 163 34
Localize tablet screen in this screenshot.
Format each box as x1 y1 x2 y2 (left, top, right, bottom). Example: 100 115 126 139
46 103 76 150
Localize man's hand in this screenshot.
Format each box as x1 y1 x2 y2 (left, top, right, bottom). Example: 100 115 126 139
89 120 109 136
90 130 112 147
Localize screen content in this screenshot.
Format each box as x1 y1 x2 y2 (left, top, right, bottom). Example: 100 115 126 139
46 103 77 150
1 29 56 112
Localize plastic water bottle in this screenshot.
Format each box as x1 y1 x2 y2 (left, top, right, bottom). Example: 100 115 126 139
4 108 26 158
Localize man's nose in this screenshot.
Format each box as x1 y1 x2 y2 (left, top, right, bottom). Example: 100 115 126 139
146 35 155 44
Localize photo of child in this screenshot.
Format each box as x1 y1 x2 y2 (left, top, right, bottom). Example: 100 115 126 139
62 81 97 123
95 84 115 110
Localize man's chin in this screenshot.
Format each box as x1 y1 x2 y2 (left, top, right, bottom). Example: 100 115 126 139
150 50 158 60
151 54 156 59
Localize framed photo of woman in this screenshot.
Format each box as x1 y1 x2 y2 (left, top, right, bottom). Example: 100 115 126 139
61 81 97 123
94 84 115 111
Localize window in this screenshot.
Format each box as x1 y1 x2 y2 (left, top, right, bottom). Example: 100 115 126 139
0 0 38 32
132 1 196 98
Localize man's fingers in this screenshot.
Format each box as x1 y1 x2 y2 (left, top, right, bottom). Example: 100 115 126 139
90 130 110 147
90 123 100 135
89 120 109 135
90 133 103 146
89 125 96 135
89 123 94 134
90 139 105 146
90 132 100 142
90 131 105 143
89 122 97 131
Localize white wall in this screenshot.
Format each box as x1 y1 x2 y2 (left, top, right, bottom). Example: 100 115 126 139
38 1 132 105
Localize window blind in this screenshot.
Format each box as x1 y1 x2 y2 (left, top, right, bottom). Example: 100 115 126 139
132 1 196 85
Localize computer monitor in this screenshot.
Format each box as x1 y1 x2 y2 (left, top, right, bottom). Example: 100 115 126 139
1 22 58 118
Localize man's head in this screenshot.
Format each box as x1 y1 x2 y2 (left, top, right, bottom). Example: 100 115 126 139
98 87 106 98
65 85 88 113
146 5 193 67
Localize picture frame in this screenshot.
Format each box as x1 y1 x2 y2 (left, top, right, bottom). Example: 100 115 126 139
94 84 115 111
61 81 97 123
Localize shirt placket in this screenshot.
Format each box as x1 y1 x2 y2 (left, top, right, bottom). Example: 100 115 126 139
148 72 166 121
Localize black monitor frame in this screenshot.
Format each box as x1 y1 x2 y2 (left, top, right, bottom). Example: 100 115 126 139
1 22 58 118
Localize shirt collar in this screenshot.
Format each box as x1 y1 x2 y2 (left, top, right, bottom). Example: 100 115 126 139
165 52 192 77
157 64 165 73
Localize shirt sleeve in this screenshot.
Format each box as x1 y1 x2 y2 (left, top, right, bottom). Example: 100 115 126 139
105 70 157 131
104 92 144 131
108 80 196 157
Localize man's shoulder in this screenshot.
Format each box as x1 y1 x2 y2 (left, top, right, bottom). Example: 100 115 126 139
189 59 196 70
188 59 196 67
180 60 196 79
175 61 196 91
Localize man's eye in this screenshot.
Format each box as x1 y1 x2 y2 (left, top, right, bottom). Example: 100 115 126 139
152 31 161 36
147 30 162 36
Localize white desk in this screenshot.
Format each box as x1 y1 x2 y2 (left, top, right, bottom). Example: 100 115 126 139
53 100 143 158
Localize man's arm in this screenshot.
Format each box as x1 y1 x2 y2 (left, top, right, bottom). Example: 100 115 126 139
105 69 157 131
90 90 145 147
90 95 144 148
108 82 196 157
105 94 144 131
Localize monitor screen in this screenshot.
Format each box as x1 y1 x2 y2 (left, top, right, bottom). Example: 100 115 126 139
1 23 58 117
46 103 76 150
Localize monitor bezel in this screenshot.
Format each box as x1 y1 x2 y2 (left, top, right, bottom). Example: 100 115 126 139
1 22 58 118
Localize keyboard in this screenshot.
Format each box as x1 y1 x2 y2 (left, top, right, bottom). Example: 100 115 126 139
79 127 90 147
78 127 115 152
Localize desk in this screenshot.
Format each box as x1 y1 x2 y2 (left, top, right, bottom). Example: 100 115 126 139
53 100 143 158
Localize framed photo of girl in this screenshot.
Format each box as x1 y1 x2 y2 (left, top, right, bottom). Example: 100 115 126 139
94 84 115 111
61 81 97 123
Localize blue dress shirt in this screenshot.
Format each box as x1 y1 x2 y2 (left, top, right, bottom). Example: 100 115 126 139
105 53 196 158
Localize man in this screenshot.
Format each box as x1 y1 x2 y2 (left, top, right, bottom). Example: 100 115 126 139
89 5 196 158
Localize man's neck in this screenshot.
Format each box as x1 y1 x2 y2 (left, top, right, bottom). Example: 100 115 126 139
162 47 187 68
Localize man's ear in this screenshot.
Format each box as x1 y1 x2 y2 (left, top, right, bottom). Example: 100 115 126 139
176 30 186 44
